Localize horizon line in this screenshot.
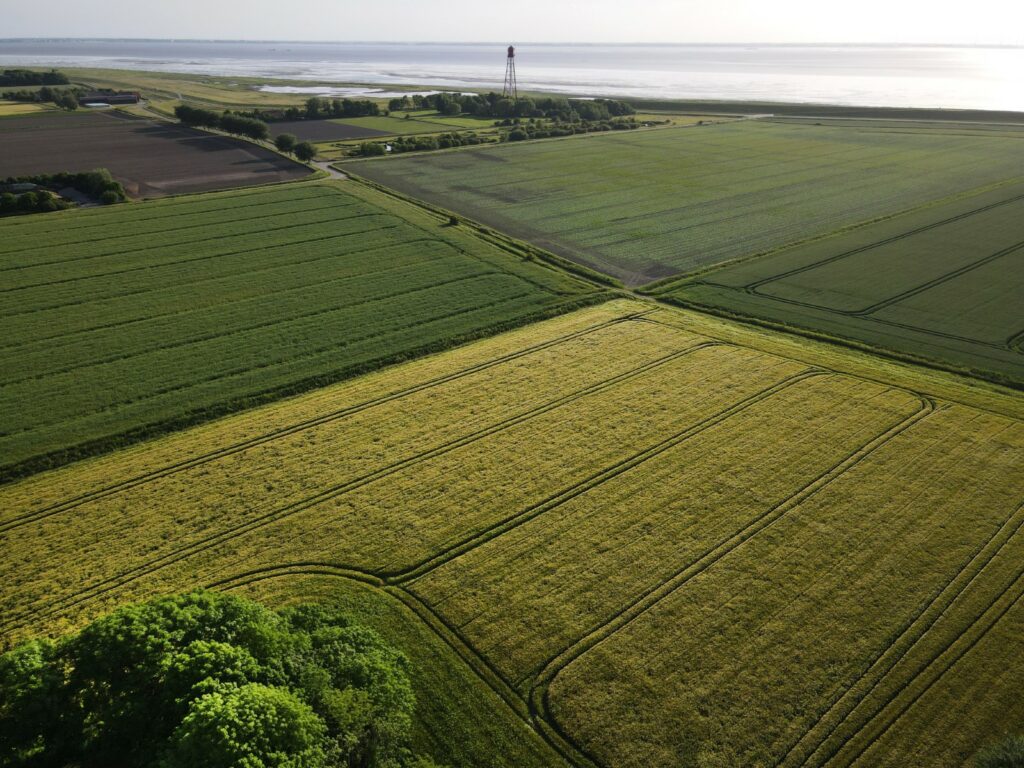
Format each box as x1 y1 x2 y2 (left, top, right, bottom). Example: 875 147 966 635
1 37 1022 49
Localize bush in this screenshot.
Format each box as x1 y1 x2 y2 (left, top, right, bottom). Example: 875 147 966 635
174 104 220 129
0 591 431 768
275 133 298 153
219 113 270 141
17 192 38 212
0 69 69 87
294 142 317 162
99 190 121 205
976 736 1024 767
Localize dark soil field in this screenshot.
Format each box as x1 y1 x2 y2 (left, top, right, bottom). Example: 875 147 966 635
0 110 310 197
269 119 391 142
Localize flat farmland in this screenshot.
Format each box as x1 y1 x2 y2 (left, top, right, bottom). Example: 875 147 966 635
0 110 310 197
270 118 392 142
658 180 1024 385
342 119 1024 285
2 299 1021 768
0 100 49 117
336 115 484 135
0 181 601 479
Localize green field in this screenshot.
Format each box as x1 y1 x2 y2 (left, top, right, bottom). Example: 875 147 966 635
341 119 1024 286
0 180 603 479
2 300 1021 767
655 180 1024 385
333 114 493 136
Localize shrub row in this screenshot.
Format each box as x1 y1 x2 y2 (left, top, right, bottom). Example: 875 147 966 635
0 169 127 215
1 85 80 111
0 68 69 86
388 91 635 121
174 105 269 141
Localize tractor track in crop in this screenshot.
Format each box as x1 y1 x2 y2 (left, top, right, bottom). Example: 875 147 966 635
0 311 658 533
2 268 499 388
0 237 440 339
1 322 701 630
1 212 394 293
780 499 1024 766
0 186 334 249
741 189 1024 293
525 390 935 767
0 195 360 272
812 504 1024 767
1 283 546 444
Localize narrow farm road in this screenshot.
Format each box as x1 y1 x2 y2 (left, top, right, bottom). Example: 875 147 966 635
314 161 347 180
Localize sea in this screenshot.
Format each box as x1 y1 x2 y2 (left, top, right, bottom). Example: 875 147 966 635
1 39 1023 112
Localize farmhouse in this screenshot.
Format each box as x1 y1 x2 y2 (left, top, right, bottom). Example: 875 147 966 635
78 90 141 106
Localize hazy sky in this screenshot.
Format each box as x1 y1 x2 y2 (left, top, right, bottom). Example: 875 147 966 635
4 0 1022 45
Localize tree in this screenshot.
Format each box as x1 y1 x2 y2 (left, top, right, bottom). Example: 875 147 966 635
163 684 327 768
0 639 69 765
0 192 16 214
976 736 1024 768
305 97 325 119
175 104 220 128
17 191 38 212
294 142 317 162
219 114 269 141
0 591 432 768
275 133 298 154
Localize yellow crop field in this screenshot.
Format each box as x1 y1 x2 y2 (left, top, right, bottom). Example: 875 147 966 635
2 299 1022 768
0 100 48 116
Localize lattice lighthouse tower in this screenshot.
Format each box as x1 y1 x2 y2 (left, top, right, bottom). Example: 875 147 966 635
503 45 518 101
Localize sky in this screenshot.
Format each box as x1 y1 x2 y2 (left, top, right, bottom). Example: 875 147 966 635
3 0 1023 45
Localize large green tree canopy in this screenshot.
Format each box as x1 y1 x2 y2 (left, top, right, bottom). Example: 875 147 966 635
0 590 438 768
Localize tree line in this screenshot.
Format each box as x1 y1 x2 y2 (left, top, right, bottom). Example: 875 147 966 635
174 107 320 162
353 115 639 157
233 97 381 123
357 131 488 157
388 91 635 121
0 590 442 768
2 85 80 111
1 169 126 217
174 104 270 141
0 69 69 86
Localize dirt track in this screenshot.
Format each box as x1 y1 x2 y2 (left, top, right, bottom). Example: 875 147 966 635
0 111 310 197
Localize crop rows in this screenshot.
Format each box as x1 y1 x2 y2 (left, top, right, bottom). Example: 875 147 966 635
2 301 1021 768
344 120 1024 284
662 179 1024 385
411 374 925 687
0 311 693 626
546 403 1024 768
0 181 600 478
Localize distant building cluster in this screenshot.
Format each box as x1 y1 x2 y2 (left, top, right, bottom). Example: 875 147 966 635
79 90 141 106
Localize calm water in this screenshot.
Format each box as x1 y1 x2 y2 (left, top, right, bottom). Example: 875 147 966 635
2 39 1023 111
